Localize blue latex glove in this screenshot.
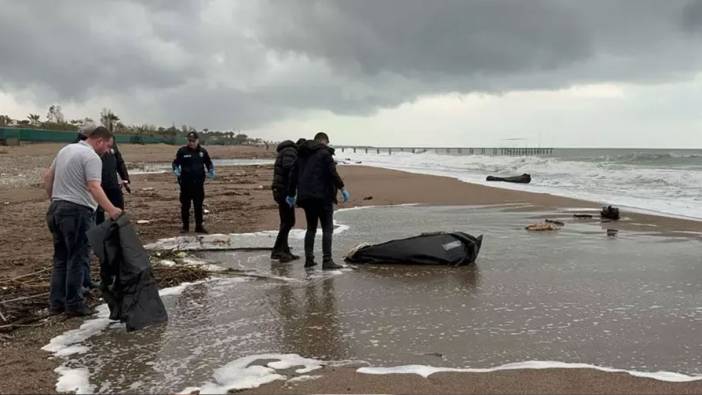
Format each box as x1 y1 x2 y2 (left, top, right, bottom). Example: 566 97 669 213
173 165 181 178
341 189 350 203
207 168 216 179
285 195 296 208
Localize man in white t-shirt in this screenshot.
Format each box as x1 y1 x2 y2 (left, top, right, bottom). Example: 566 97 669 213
43 126 123 316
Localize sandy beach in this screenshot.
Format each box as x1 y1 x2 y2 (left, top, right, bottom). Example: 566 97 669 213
1 143 701 394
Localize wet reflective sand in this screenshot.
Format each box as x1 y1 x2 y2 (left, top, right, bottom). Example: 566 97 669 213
61 205 702 392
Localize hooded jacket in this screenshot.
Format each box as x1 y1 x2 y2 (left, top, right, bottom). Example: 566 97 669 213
271 140 298 203
291 140 344 205
86 214 168 331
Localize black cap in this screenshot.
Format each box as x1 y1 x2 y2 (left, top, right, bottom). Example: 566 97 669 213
187 131 199 140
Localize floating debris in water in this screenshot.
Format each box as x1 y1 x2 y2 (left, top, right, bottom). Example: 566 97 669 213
526 223 561 231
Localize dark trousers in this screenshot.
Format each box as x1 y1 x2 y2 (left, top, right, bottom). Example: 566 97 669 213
95 186 124 225
180 180 205 229
273 200 296 254
303 201 334 261
47 201 94 312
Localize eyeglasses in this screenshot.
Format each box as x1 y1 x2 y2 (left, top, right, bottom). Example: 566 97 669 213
188 139 197 142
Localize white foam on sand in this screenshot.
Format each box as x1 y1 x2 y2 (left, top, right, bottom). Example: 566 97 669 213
145 204 418 251
357 360 702 383
183 353 324 394
44 281 203 394
55 366 94 394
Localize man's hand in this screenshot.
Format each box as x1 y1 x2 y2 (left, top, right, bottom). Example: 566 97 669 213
341 189 350 203
285 195 296 208
107 207 123 220
122 180 131 193
207 168 216 179
173 166 182 178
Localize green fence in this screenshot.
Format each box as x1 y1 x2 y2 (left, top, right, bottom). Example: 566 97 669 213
0 127 186 145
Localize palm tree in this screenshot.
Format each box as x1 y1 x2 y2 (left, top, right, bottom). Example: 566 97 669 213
100 108 120 132
0 115 12 127
27 114 40 125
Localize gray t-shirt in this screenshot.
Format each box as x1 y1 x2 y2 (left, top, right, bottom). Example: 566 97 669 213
51 141 102 210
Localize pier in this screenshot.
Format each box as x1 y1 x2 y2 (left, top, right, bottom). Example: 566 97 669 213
334 146 553 156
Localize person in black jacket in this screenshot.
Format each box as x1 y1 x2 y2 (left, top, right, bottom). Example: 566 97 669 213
288 132 349 269
172 131 214 234
271 139 301 263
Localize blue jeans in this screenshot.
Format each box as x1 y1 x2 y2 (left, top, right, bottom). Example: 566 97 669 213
47 201 95 312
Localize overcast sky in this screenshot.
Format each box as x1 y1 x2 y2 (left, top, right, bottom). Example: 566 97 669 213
1 0 701 147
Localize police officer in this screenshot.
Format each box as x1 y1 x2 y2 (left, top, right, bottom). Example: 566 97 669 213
172 131 214 234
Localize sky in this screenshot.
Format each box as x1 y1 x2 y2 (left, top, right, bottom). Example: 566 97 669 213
1 0 701 148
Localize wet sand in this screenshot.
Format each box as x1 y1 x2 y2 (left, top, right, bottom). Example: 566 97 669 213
243 366 702 395
77 205 702 393
1 142 701 394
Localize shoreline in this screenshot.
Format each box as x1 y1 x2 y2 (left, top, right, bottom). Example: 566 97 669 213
344 161 702 224
1 143 700 394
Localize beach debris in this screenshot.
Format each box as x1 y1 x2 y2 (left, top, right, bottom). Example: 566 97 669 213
573 214 594 219
256 185 265 190
601 205 621 220
141 187 155 192
3 201 9 205
363 195 373 201
204 209 211 214
486 173 531 184
545 219 565 227
607 229 619 238
136 219 151 225
525 223 561 231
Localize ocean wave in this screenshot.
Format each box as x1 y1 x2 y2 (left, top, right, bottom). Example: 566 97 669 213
339 150 702 219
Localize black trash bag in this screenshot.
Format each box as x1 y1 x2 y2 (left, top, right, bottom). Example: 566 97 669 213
601 205 620 220
345 232 483 266
486 173 531 183
87 214 168 331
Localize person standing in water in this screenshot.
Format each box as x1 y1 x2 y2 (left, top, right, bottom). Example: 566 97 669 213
289 132 349 269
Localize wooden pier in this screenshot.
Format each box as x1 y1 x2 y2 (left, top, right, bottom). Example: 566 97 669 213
334 146 553 156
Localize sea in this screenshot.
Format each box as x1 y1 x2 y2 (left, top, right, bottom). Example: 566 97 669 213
338 148 702 220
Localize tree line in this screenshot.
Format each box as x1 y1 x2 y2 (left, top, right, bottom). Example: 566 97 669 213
0 106 267 146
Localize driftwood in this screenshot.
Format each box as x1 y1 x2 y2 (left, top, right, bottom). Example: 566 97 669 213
0 292 49 305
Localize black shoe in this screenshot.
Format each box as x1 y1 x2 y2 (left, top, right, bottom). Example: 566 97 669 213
285 250 300 260
66 306 93 318
49 305 65 315
195 226 208 234
271 250 283 260
304 257 318 268
322 259 344 270
180 227 189 234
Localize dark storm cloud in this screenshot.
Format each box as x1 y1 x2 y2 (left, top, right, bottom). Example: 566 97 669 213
0 0 700 129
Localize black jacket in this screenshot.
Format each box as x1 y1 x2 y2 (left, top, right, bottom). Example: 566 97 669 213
75 133 129 189
86 214 168 331
291 140 344 205
272 140 298 203
172 145 213 183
